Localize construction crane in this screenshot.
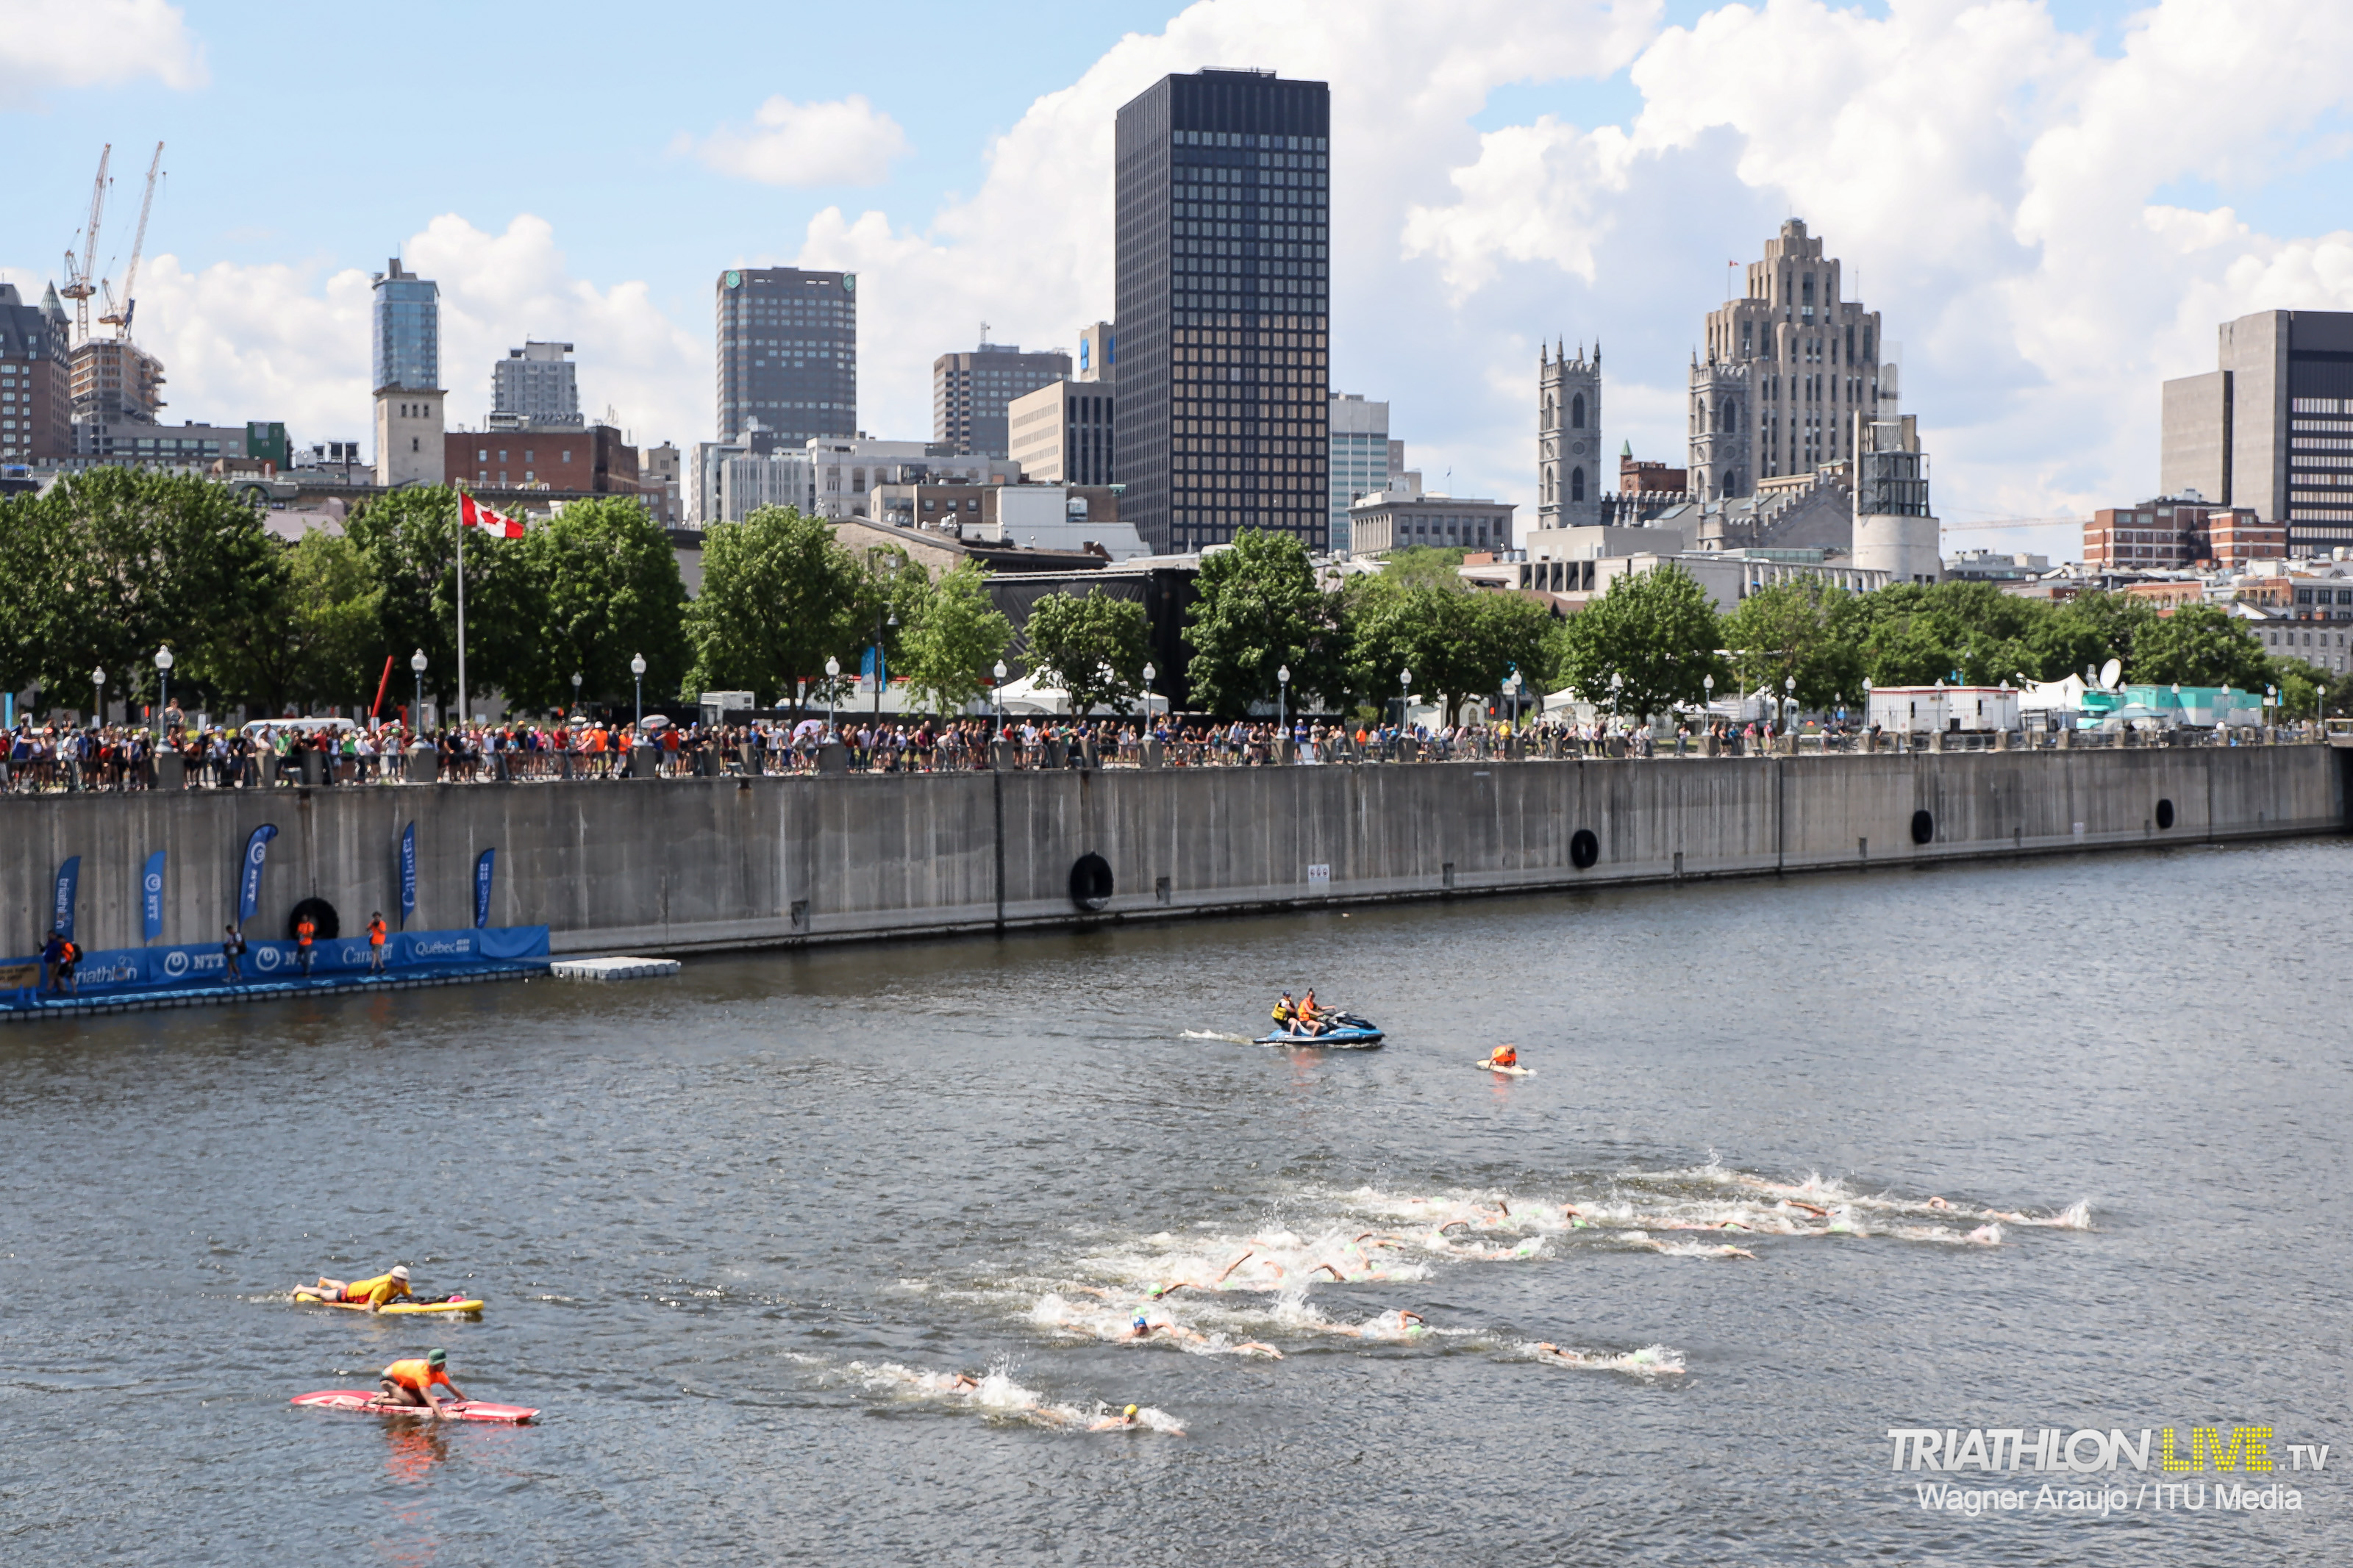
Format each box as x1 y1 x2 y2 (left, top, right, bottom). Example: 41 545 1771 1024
99 142 164 340
60 143 112 346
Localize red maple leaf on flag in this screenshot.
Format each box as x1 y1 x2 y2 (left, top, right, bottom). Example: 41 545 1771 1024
460 492 525 539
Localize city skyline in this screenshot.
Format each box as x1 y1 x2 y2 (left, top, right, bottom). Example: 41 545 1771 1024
9 1 2353 559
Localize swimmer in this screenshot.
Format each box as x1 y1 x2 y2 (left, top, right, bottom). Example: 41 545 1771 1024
1213 1250 1256 1286
1926 1196 1952 1211
1089 1403 1143 1431
1328 1310 1427 1340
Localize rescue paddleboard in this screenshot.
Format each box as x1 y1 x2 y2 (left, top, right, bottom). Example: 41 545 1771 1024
1474 1062 1534 1076
290 1389 536 1423
294 1291 485 1315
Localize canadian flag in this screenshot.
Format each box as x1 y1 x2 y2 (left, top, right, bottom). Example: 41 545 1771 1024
460 492 525 539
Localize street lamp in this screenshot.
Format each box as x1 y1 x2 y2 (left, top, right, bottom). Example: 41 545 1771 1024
1277 663 1290 742
824 655 841 739
993 659 1008 733
411 649 427 732
154 645 174 738
1784 673 1796 735
1142 662 1156 736
1399 667 1412 733
571 670 582 715
90 666 105 729
1609 670 1623 727
1510 670 1525 728
630 652 647 733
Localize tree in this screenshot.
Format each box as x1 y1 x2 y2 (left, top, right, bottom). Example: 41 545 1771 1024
1548 563 1724 721
344 486 540 715
2129 604 2271 690
511 497 687 712
204 531 385 716
682 506 867 712
2270 656 2352 722
1184 529 1344 717
901 559 1011 717
1022 588 1149 716
15 468 282 715
1720 579 1867 712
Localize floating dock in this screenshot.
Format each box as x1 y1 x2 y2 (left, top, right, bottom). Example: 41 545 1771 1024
549 956 682 981
0 961 546 1023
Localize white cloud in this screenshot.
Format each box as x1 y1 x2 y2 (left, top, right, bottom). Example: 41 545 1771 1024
0 0 207 104
691 94 913 187
124 215 704 457
785 0 1660 459
1391 0 2353 552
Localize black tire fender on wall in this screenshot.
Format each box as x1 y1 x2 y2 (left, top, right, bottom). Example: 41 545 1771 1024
2156 798 2176 830
1910 809 1934 846
1569 828 1599 870
1070 853 1114 912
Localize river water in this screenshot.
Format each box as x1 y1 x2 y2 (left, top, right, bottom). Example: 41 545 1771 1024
4 839 2348 1564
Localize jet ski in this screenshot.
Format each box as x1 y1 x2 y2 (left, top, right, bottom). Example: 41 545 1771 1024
1254 1013 1383 1048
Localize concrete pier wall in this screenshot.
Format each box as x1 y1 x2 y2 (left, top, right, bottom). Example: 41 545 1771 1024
4 747 2343 959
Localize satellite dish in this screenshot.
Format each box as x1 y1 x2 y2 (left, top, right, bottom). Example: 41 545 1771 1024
2099 658 2122 691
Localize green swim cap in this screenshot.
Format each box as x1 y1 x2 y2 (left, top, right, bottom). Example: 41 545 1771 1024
426 1348 447 1367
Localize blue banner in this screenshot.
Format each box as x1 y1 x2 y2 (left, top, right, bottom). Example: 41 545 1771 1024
238 825 278 924
474 848 494 929
399 823 416 928
51 856 79 942
141 851 165 942
862 644 885 687
0 925 551 1000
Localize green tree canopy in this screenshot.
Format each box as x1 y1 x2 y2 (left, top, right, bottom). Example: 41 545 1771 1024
900 559 1012 717
1720 579 1868 712
1184 529 1346 717
1023 587 1149 716
682 506 867 712
2 468 282 714
1548 563 1725 721
510 497 687 712
343 486 540 715
2129 604 2271 689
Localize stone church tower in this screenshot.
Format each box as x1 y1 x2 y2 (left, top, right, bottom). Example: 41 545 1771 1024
1538 341 1602 531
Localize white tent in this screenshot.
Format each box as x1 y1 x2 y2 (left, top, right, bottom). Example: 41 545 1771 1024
991 673 1168 719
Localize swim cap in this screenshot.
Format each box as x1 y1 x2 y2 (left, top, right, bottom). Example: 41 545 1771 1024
1133 1314 1149 1330
1124 1404 1138 1418
426 1348 447 1367
391 1265 410 1281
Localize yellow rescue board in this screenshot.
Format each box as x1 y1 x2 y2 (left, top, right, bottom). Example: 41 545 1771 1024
294 1291 485 1315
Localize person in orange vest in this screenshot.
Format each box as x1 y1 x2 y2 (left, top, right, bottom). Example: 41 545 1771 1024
379 1348 468 1414
295 912 317 976
366 911 388 973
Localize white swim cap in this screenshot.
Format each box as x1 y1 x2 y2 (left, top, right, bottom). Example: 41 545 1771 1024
391 1265 411 1281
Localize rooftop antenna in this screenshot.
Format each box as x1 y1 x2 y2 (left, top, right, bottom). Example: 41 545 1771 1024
979 321 991 346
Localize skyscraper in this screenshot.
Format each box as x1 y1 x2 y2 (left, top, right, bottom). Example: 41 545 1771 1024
2163 309 2353 552
715 267 857 445
1327 392 1388 551
492 341 582 428
372 258 444 487
1113 69 1331 554
0 282 72 462
1688 220 1889 501
932 343 1070 457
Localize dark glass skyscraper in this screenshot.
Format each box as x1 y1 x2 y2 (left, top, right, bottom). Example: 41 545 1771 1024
716 267 857 444
372 259 439 393
1115 70 1330 554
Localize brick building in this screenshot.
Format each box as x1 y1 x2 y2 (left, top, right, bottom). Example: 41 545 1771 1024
446 423 638 497
2082 495 2284 570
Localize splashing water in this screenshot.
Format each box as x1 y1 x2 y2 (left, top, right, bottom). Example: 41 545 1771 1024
846 1358 1186 1434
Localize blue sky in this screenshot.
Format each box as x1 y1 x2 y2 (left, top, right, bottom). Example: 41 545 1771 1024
10 0 2353 559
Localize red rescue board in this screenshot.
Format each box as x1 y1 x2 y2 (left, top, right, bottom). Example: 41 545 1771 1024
290 1389 538 1423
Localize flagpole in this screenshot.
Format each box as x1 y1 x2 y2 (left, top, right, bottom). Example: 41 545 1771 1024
456 491 468 735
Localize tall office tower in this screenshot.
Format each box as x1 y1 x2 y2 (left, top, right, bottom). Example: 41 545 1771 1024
1688 219 1888 501
2163 309 2353 553
1114 68 1331 553
0 282 75 461
1536 343 1602 529
1327 393 1389 551
715 267 857 445
372 259 444 487
932 343 1070 457
491 341 582 428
